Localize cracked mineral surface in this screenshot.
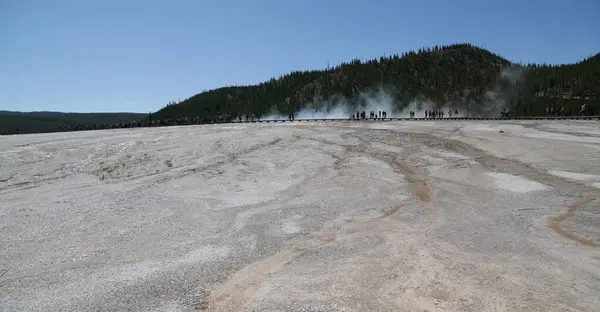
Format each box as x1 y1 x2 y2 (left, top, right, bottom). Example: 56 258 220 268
1 120 600 311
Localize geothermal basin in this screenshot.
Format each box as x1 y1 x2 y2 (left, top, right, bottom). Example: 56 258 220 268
1 120 600 311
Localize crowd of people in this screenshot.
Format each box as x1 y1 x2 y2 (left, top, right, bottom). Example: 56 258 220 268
350 110 389 120
347 109 464 120
424 109 459 118
545 106 565 117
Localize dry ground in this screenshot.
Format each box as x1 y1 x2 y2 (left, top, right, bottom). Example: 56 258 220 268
1 120 600 312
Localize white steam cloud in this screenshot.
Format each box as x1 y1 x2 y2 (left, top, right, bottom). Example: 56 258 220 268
263 66 523 120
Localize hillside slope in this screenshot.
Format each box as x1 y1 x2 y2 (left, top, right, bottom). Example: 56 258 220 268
154 43 599 119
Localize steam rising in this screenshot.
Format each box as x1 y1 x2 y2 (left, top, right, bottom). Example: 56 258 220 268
265 67 522 120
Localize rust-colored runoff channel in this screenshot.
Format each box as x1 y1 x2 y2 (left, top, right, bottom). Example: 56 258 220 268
548 196 599 248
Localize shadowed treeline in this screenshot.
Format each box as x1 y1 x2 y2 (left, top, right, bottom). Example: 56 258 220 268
0 113 241 135
0 112 147 135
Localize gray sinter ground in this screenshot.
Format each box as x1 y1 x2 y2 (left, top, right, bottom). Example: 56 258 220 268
1 120 600 312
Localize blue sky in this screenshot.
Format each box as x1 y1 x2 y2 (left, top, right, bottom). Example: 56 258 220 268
1 0 599 113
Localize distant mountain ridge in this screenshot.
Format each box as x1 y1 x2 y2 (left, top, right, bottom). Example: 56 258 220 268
0 111 147 135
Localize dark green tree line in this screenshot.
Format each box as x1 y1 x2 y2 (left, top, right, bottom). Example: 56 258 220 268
154 43 599 119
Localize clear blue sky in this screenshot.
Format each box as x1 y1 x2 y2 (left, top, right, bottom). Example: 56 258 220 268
1 0 598 113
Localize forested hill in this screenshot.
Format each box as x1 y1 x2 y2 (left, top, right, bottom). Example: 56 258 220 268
154 43 600 119
0 111 147 135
